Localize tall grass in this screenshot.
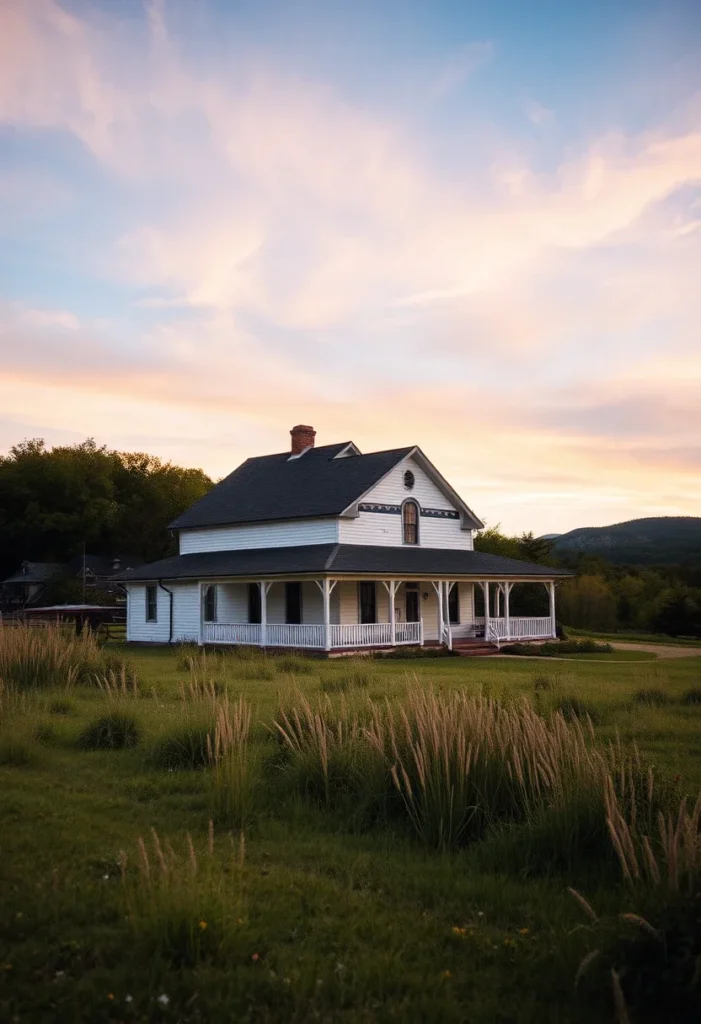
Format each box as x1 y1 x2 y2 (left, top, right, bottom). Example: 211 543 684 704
207 696 253 828
118 822 246 966
0 624 134 691
605 776 701 892
273 692 368 807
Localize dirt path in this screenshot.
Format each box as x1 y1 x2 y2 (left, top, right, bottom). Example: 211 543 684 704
609 641 701 660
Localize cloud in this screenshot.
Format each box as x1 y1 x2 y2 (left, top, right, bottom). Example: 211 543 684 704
430 41 494 99
0 1 700 534
524 99 554 126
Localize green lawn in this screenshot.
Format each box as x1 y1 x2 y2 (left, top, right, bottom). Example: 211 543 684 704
2 645 700 1023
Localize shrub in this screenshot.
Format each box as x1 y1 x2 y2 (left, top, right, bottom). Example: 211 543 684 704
207 696 253 828
503 639 613 657
150 722 213 770
555 696 601 724
377 646 457 660
681 688 701 705
78 711 140 750
118 823 245 967
633 688 669 707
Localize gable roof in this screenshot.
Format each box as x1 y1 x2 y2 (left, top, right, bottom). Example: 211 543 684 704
170 441 485 531
169 443 415 530
1 562 63 585
113 544 572 582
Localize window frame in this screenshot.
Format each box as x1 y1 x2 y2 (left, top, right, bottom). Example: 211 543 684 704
145 584 158 623
203 583 217 623
402 498 420 546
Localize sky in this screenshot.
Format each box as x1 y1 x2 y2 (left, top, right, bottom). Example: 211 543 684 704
0 0 700 536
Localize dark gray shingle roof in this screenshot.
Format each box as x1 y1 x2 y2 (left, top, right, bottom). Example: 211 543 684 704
169 443 414 529
114 545 571 582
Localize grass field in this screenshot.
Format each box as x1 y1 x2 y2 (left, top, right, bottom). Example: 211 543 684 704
2 639 700 1023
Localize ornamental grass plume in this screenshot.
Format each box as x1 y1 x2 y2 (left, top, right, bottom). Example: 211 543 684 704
206 695 253 828
604 773 701 892
118 822 245 966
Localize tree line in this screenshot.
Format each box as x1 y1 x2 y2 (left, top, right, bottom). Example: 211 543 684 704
475 526 701 638
0 439 213 580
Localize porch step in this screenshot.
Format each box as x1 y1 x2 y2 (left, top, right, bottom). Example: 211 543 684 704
451 640 500 657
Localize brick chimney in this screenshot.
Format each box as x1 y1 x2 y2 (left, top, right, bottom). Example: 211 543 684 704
290 424 316 455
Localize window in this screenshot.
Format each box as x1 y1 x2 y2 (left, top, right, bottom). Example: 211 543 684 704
403 469 415 490
405 583 419 623
448 585 460 625
359 581 376 624
145 584 157 622
285 582 302 624
203 584 217 623
402 499 419 545
248 583 261 624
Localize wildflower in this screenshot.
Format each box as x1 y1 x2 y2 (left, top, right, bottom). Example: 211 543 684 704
103 874 109 881
198 920 207 931
107 994 114 1001
157 994 169 1006
55 970 65 978
252 953 260 962
125 994 133 1003
518 928 529 936
441 969 452 979
451 926 467 938
477 911 483 918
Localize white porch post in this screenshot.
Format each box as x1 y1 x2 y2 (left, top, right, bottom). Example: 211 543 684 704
483 580 490 640
504 581 513 641
434 581 444 644
389 581 396 645
322 578 331 652
198 582 204 646
548 580 557 638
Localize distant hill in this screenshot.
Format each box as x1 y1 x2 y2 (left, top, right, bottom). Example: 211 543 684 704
550 517 701 566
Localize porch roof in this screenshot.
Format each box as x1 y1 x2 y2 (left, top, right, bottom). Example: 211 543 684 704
113 544 572 583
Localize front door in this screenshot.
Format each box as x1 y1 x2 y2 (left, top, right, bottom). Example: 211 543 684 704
405 585 419 623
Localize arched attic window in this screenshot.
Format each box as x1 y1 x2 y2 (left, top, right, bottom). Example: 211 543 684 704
402 499 419 545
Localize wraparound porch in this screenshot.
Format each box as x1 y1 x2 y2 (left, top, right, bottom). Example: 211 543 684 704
197 577 558 651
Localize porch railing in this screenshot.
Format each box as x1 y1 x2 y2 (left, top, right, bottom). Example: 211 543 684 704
472 616 554 641
201 620 422 649
204 622 262 645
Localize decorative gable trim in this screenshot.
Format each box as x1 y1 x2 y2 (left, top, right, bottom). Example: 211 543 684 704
344 447 483 530
358 502 460 520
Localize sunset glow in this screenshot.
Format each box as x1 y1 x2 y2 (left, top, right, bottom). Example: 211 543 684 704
1 0 700 533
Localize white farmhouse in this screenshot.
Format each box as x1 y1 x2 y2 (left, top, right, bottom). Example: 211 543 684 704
116 425 570 654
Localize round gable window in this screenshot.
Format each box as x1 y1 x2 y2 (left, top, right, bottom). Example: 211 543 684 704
403 470 415 490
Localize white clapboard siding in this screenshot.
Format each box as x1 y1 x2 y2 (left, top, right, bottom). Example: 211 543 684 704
126 584 170 643
179 518 339 554
171 583 201 642
338 456 474 550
